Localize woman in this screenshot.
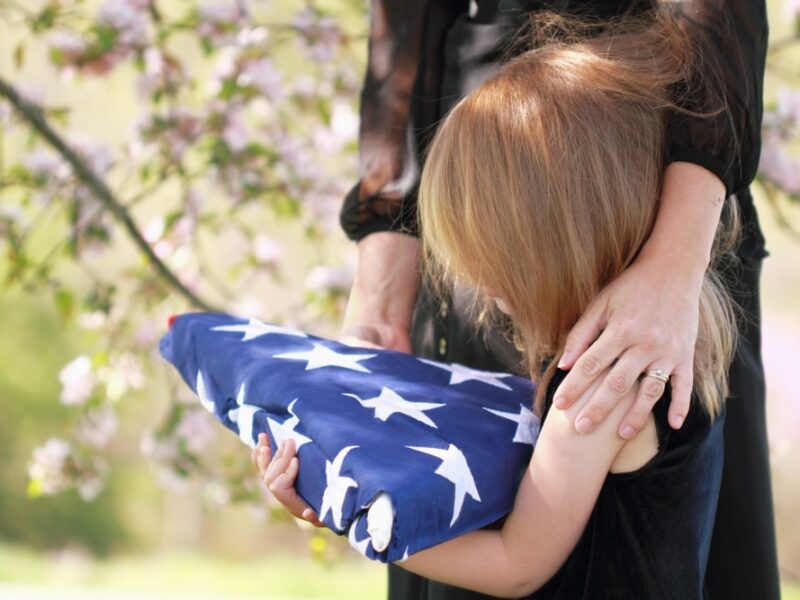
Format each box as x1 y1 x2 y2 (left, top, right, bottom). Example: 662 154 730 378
333 0 777 598
254 6 752 597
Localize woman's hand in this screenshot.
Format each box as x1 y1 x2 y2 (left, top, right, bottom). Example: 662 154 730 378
251 433 324 527
552 249 703 438
341 232 420 354
552 162 727 439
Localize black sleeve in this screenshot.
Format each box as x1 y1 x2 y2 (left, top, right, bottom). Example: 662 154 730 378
339 0 468 242
666 0 769 197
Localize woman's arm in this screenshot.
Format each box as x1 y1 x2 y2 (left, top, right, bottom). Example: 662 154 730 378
553 161 724 438
341 231 420 353
257 373 651 598
553 0 768 439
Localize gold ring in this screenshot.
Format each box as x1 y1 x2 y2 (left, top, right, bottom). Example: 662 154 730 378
644 369 669 384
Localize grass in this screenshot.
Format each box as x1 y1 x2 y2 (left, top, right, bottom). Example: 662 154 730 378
0 544 386 599
2 544 799 599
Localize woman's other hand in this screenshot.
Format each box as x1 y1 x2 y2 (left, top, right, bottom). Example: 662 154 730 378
341 232 420 354
552 162 726 439
251 433 324 527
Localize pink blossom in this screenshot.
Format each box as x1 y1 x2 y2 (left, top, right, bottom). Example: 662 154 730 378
273 134 316 181
175 409 217 454
784 0 800 18
22 149 67 180
237 58 282 100
253 233 285 266
77 474 105 502
98 1 149 48
292 9 343 62
760 134 800 195
75 405 118 448
28 438 72 495
69 136 114 177
98 352 145 400
304 265 353 293
312 100 358 153
48 30 88 62
59 355 97 406
236 26 268 47
143 216 165 243
198 2 245 45
291 75 317 98
137 109 202 162
132 320 158 348
77 311 107 330
777 87 800 124
222 110 249 153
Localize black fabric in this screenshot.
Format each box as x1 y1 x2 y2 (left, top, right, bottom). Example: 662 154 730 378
340 0 769 242
529 370 724 600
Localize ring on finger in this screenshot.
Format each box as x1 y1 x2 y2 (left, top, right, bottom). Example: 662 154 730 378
643 368 669 384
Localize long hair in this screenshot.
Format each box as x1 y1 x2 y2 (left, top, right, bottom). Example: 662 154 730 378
418 5 740 417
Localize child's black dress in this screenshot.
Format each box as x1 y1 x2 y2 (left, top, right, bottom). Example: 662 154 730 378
528 369 725 599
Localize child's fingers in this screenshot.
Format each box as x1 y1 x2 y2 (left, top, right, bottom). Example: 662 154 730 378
301 507 326 528
252 433 272 473
258 445 272 477
267 455 319 524
264 441 287 482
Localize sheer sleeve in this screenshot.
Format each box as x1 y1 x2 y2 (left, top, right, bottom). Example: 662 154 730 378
339 0 468 242
666 0 769 197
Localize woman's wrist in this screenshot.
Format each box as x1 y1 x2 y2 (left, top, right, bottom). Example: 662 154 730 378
638 161 726 286
342 231 421 333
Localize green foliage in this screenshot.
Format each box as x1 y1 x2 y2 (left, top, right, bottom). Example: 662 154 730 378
0 294 129 554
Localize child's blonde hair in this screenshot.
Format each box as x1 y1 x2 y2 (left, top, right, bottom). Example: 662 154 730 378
418 6 741 416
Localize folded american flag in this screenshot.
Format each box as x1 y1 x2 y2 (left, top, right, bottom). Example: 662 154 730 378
159 312 540 563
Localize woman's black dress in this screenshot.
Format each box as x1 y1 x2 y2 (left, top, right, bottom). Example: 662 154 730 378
339 1 778 598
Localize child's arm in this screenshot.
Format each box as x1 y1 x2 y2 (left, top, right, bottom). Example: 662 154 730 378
257 370 647 598
397 371 640 597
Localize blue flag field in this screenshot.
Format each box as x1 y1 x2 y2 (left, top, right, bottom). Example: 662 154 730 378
159 312 540 563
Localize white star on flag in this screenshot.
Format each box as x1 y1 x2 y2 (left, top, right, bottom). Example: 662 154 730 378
347 514 370 556
319 445 359 531
211 317 307 341
274 343 376 373
227 382 262 448
196 370 216 414
267 398 312 452
407 443 481 527
483 404 540 445
342 387 445 428
419 359 514 391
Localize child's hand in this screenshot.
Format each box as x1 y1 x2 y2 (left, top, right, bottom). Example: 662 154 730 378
251 433 325 527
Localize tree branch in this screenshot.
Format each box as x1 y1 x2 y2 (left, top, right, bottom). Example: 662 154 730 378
0 75 219 311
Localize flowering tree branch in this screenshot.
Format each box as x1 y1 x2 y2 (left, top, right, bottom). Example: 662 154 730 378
0 74 219 311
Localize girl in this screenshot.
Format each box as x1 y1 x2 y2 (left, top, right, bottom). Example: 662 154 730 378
254 6 741 598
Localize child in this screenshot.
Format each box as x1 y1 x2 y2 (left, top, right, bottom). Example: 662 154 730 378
254 6 741 598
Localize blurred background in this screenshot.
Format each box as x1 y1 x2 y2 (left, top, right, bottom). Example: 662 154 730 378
0 1 797 599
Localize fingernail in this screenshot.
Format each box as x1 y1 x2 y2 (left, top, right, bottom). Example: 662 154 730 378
671 414 685 429
553 395 566 409
620 425 635 440
576 417 593 433
558 352 572 369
